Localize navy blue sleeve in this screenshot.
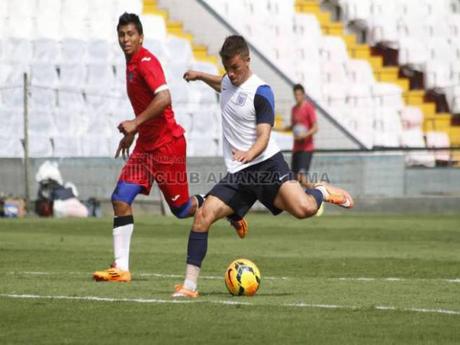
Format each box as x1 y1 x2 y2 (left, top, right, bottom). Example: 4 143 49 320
254 85 275 126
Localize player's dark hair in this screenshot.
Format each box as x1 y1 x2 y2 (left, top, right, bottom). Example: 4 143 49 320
293 84 305 94
117 12 143 35
219 35 250 61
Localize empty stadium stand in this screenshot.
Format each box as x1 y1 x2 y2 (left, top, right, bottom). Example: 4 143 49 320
0 0 458 166
0 0 222 157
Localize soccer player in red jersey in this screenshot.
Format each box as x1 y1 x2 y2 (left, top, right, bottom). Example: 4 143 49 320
93 13 246 282
290 84 318 186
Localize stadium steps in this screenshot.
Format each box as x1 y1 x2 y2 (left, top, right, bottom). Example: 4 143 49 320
142 0 219 66
295 0 459 152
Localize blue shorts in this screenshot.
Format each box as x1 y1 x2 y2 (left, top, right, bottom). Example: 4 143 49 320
207 152 294 217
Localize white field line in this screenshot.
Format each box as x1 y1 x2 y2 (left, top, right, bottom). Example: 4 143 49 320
5 271 287 281
1 293 459 316
6 271 460 283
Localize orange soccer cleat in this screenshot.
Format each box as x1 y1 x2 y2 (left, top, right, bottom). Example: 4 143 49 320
228 217 248 239
314 182 354 209
93 267 132 282
171 284 199 298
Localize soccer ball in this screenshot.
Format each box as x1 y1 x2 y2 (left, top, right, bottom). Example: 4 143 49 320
224 259 261 296
293 124 308 138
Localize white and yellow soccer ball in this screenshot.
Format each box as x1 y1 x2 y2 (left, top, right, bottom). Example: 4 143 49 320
224 259 261 296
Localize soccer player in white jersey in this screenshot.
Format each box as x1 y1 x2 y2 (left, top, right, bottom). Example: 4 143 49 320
173 36 353 298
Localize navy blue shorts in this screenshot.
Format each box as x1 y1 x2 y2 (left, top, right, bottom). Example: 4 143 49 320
291 151 313 175
208 152 294 217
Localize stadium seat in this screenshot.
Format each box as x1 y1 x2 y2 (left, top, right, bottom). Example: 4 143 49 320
140 15 167 41
401 128 435 167
27 134 54 157
0 137 23 157
341 0 372 23
143 39 169 64
188 136 219 157
397 37 429 67
35 16 61 40
426 131 451 162
424 63 451 89
28 110 58 138
165 37 194 66
86 64 116 88
61 0 90 40
4 38 33 64
169 82 191 109
87 40 112 64
321 61 348 84
59 64 87 88
346 59 375 85
61 39 88 65
174 107 193 134
32 39 60 64
445 86 460 114
116 0 143 15
372 83 403 109
400 106 424 129
52 135 84 157
6 1 34 39
320 36 349 63
81 135 112 157
0 108 23 140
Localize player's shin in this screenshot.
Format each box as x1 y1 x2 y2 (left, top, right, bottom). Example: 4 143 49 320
183 230 208 291
113 215 134 271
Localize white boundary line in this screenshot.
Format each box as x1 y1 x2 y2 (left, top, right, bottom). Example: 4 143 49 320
6 271 460 283
1 293 459 316
5 271 288 281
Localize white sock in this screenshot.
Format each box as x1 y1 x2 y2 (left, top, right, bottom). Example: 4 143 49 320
315 185 329 200
113 221 133 272
183 264 200 291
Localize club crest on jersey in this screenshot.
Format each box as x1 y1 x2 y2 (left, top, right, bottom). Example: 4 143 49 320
234 92 248 106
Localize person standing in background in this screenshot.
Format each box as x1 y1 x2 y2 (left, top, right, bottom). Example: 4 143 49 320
290 84 318 186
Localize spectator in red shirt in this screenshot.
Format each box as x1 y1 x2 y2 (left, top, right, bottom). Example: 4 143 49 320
290 84 318 186
93 13 246 283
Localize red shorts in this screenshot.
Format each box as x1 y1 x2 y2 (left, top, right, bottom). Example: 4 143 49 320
118 135 190 208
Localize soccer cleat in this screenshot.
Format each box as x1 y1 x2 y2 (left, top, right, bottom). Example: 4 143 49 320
93 267 131 282
314 182 354 209
171 284 199 298
228 217 248 239
315 202 325 217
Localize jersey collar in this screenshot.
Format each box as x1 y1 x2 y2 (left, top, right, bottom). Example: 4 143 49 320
128 46 146 65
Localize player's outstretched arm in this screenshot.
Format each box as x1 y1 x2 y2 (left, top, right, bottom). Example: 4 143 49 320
183 70 222 92
232 124 271 164
118 90 171 135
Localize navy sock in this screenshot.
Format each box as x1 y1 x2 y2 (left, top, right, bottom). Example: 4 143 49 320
305 189 323 209
194 194 205 208
186 231 208 267
227 213 242 222
113 215 134 228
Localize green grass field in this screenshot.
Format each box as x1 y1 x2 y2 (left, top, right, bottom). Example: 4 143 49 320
1 213 460 345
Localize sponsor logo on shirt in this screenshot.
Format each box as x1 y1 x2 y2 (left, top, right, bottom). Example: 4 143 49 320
141 57 151 62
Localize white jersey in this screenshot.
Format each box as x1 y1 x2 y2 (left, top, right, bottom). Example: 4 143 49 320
220 74 280 173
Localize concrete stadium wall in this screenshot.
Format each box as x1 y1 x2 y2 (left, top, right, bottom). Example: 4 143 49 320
1 155 459 214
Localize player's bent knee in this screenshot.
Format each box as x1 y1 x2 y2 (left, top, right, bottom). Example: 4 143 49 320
111 182 143 205
112 200 131 215
192 208 214 231
170 199 193 219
